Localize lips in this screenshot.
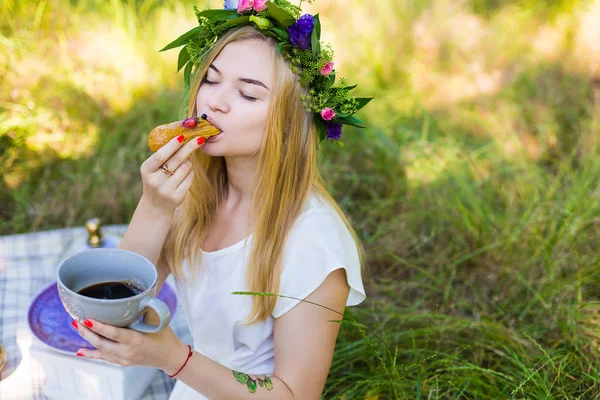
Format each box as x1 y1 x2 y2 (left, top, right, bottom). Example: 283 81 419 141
203 114 223 132
202 114 223 143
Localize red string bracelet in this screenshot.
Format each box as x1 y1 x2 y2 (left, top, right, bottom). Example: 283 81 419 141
168 344 193 379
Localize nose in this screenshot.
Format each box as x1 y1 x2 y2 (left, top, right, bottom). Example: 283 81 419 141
207 85 230 114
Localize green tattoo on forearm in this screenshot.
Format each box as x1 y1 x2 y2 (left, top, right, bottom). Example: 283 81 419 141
232 370 273 393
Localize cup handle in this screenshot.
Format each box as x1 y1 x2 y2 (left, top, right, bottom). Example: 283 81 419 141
128 297 171 333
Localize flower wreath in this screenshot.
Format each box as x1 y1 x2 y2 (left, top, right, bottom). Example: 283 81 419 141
160 0 372 145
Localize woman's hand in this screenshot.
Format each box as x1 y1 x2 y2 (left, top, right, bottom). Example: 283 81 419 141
72 319 189 373
139 134 206 214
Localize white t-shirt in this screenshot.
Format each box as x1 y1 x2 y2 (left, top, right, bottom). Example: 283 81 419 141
168 194 367 400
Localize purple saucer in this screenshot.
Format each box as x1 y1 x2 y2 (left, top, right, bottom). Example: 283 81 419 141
27 281 177 355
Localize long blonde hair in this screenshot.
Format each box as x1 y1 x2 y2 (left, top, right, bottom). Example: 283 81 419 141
158 25 366 325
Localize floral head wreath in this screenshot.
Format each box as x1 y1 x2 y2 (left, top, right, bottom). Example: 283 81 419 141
160 0 372 145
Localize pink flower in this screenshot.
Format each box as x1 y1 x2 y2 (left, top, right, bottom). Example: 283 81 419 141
237 0 268 13
237 0 253 13
320 107 336 121
320 61 334 76
253 0 268 12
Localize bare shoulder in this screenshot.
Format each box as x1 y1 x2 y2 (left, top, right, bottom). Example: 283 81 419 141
272 268 350 399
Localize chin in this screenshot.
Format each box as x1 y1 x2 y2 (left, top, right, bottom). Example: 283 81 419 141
199 142 224 157
200 137 263 158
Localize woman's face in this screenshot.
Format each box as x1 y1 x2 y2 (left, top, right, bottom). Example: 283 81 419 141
196 38 274 157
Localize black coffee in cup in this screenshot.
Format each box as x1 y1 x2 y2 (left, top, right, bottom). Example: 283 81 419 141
77 280 145 300
58 249 171 332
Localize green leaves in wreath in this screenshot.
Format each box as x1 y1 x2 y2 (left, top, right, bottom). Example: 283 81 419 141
354 97 373 110
334 98 372 128
337 115 367 128
266 1 296 28
194 8 239 22
159 2 374 139
276 41 294 55
311 14 321 60
266 27 290 41
216 15 251 33
161 26 208 66
160 27 200 52
177 46 190 72
315 117 327 142
183 61 194 91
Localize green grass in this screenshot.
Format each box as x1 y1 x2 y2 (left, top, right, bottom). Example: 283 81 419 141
3 0 600 398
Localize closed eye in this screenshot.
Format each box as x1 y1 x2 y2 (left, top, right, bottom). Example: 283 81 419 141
202 78 258 102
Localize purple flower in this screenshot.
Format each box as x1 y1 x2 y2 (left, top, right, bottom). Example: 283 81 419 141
288 14 314 50
325 122 343 140
223 0 238 9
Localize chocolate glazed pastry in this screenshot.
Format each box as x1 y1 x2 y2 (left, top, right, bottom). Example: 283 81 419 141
148 114 221 152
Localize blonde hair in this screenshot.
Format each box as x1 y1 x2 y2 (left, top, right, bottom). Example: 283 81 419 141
158 25 366 325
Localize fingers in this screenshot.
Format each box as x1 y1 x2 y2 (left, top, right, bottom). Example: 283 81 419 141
161 159 193 191
74 320 122 355
73 320 140 367
163 136 206 174
81 319 133 343
142 134 186 174
142 135 205 175
174 166 195 198
138 134 203 212
76 349 120 365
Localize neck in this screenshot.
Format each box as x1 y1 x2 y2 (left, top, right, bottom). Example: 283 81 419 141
223 155 259 208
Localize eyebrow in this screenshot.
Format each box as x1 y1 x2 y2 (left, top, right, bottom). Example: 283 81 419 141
209 64 270 91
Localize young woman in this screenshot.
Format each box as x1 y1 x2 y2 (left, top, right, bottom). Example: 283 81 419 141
72 2 369 399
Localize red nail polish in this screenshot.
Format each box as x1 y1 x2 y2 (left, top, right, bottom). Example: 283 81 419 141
177 135 185 143
76 352 84 357
72 321 78 329
84 320 93 328
197 137 205 145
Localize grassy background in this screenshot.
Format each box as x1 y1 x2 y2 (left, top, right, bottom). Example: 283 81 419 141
3 0 600 398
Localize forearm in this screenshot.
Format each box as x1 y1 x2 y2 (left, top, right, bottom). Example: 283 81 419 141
163 346 296 400
118 195 173 267
119 196 174 325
